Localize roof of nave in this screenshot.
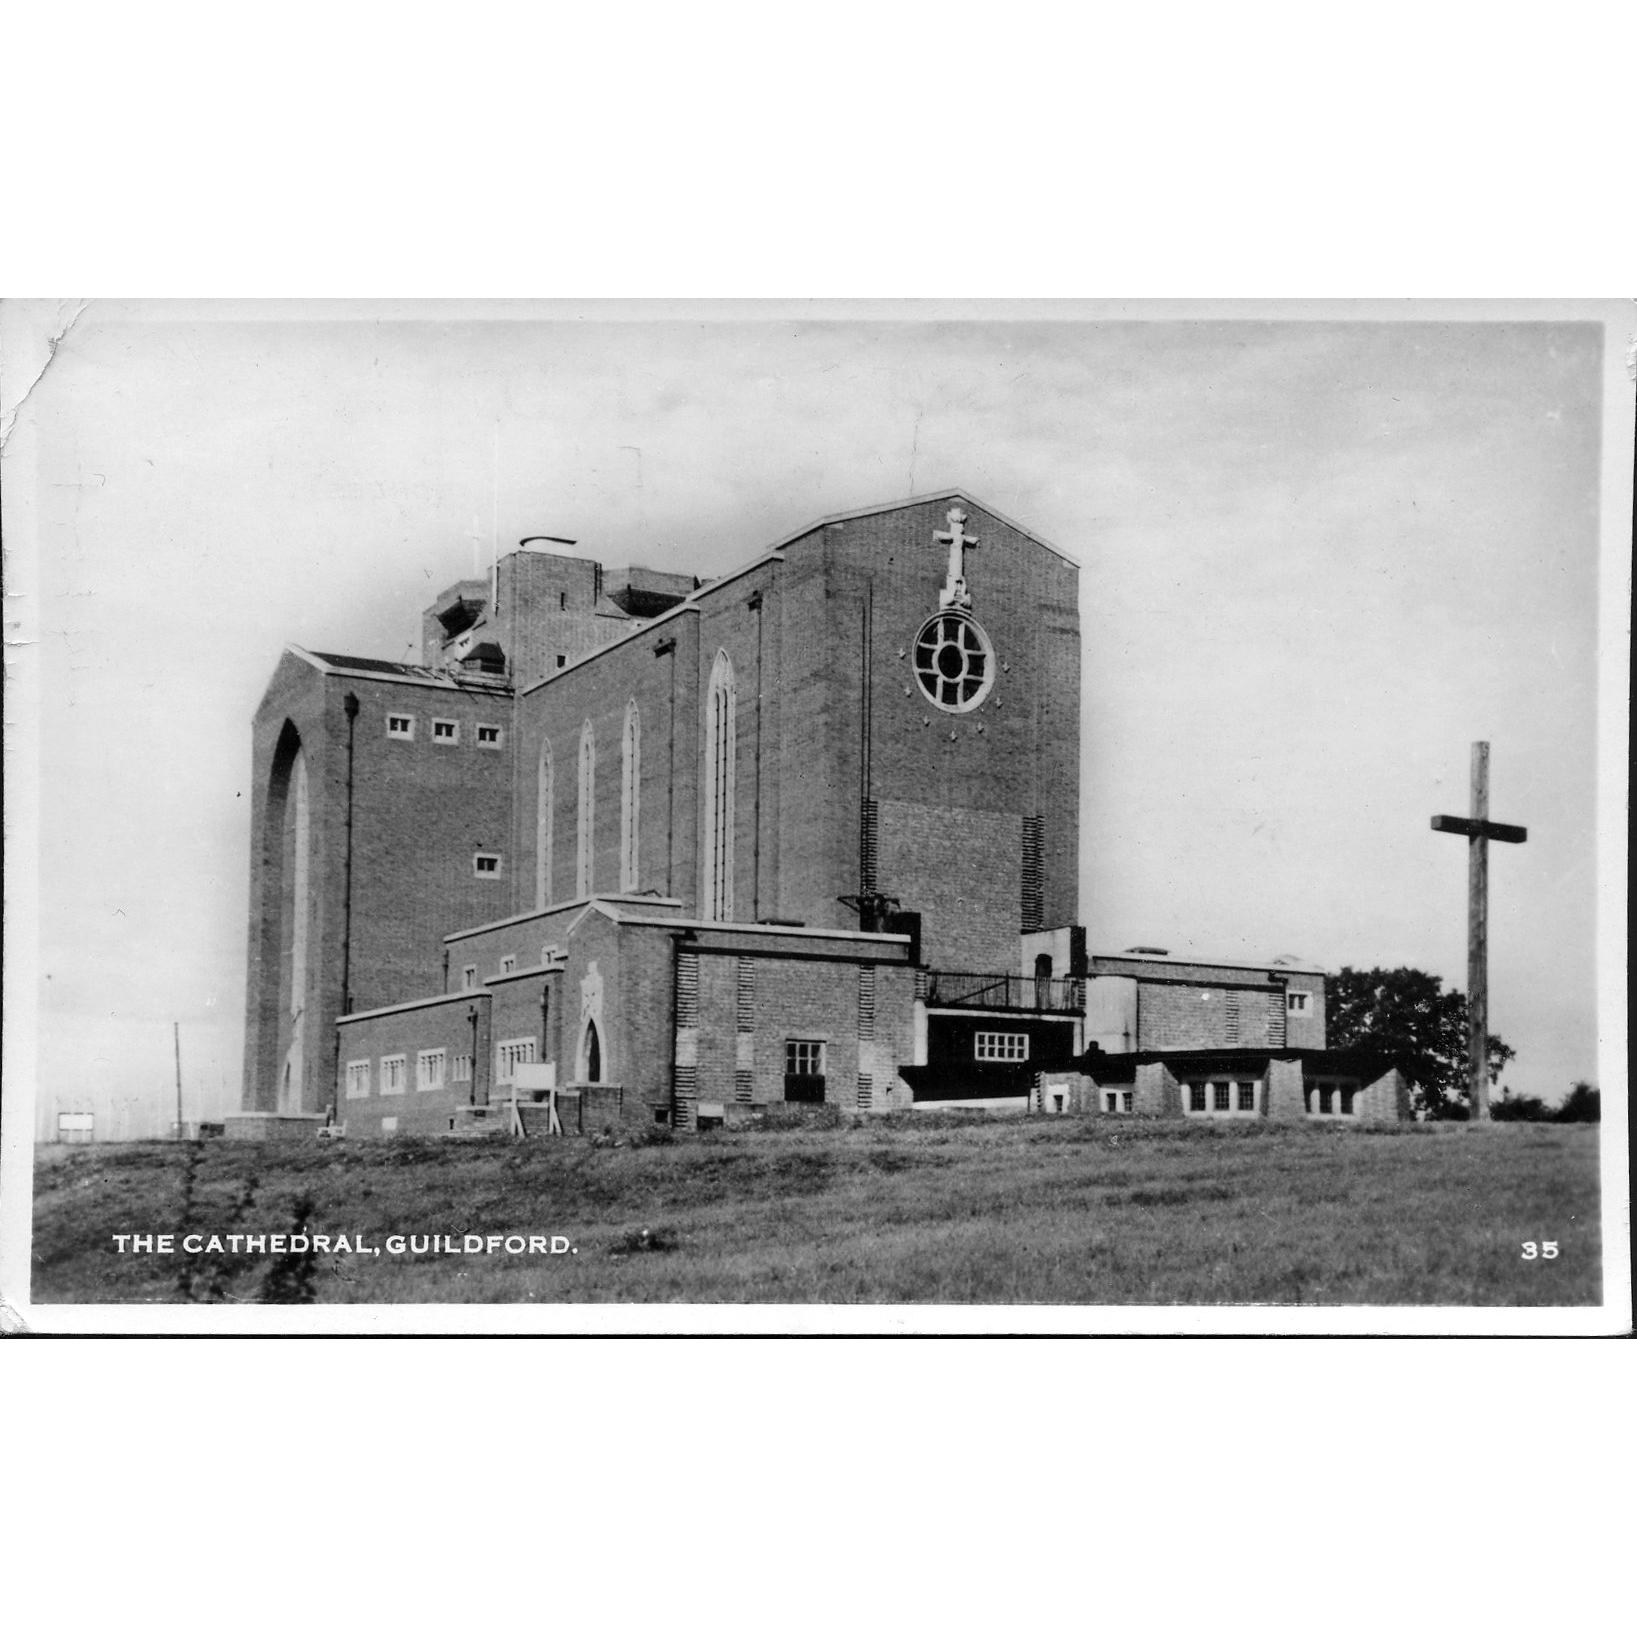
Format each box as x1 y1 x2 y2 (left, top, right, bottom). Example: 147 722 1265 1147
292 647 513 694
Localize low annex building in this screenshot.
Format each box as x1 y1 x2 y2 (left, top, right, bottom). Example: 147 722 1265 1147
233 489 1407 1137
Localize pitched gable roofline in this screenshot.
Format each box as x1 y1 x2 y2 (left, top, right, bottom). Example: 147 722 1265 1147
772 488 1080 568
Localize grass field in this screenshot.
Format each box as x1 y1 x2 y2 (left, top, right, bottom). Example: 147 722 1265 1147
27 1113 1601 1307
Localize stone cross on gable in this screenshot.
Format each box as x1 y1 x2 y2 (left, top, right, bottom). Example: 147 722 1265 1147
936 506 979 609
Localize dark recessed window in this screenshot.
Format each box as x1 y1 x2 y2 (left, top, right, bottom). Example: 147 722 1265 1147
386 714 415 740
474 853 502 877
475 724 503 748
431 719 459 744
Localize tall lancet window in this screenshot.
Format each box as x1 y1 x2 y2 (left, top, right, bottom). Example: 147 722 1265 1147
620 700 641 892
287 748 311 1020
703 649 736 921
576 719 596 897
535 739 554 910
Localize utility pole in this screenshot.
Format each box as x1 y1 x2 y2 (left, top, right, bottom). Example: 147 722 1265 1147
1431 742 1528 1121
173 1021 184 1140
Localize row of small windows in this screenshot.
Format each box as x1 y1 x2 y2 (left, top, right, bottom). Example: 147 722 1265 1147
458 944 567 989
974 1031 1029 1062
385 714 504 748
345 1051 473 1099
1185 1080 1261 1115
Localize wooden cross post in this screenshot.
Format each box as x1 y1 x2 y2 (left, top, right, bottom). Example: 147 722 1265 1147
1431 742 1527 1120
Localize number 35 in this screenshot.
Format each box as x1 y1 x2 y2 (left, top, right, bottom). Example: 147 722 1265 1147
1521 1242 1560 1259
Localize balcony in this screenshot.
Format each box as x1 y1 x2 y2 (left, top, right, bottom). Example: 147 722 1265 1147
923 971 1085 1014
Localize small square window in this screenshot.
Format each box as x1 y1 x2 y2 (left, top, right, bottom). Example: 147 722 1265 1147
555 654 567 670
785 1039 825 1076
386 714 415 740
475 724 503 748
1287 991 1311 1014
431 718 460 744
474 853 502 877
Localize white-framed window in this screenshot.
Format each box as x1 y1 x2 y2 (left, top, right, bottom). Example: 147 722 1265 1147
911 611 996 713
417 1049 446 1091
474 852 502 878
974 1031 1029 1062
495 1037 537 1085
431 718 460 745
620 698 641 891
785 1039 825 1076
386 713 415 740
380 1054 407 1096
452 1054 472 1084
577 719 596 896
1183 1079 1261 1117
499 954 516 975
1287 990 1312 1014
1307 1078 1359 1116
460 964 477 990
345 1060 371 1100
703 649 736 920
475 723 503 749
1102 1088 1134 1114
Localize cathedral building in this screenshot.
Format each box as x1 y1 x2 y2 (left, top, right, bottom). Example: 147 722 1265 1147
235 489 1408 1136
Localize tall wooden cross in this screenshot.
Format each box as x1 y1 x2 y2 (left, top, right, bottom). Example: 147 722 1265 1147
1431 742 1527 1120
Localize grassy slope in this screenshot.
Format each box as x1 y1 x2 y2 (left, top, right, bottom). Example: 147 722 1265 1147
28 1115 1601 1307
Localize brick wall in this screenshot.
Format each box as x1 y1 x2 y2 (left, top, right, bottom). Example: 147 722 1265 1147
335 992 491 1136
243 653 513 1115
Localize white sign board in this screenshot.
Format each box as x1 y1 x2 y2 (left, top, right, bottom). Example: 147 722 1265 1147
512 1062 557 1093
58 1113 95 1133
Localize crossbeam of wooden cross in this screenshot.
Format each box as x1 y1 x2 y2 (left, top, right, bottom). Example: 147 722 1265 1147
1430 742 1527 1121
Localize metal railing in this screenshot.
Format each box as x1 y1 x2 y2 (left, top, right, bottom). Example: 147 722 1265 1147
924 972 1085 1013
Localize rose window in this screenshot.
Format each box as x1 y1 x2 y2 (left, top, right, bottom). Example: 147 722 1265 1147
912 611 995 713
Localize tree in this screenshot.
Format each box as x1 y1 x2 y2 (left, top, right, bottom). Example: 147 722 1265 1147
1327 966 1515 1120
1555 1081 1600 1123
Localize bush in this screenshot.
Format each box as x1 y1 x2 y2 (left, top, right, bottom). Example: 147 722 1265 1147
1491 1088 1552 1122
1555 1082 1600 1123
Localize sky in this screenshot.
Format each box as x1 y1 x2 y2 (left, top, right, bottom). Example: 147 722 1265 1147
3 300 1625 1135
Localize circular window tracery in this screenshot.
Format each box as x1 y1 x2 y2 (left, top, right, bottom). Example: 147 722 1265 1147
912 611 995 713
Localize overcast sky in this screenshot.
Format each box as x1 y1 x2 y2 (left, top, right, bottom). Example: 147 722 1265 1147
5 300 1624 1131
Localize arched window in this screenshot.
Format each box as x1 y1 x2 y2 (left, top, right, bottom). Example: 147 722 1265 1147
620 699 640 892
287 747 311 1020
703 649 736 921
576 719 595 897
582 1019 603 1084
535 739 554 910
